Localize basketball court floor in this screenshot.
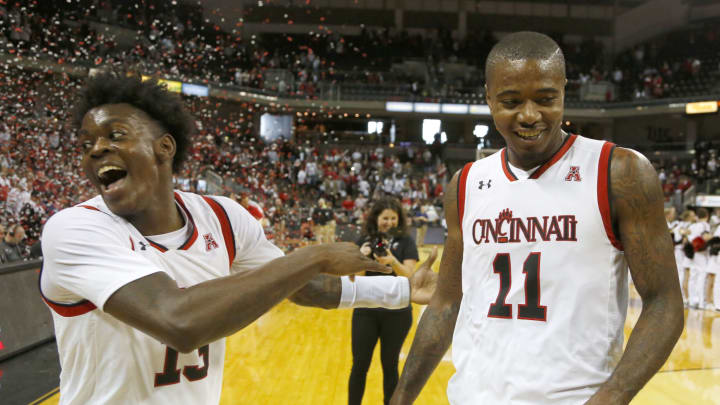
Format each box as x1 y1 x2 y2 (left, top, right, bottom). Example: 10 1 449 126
18 246 720 404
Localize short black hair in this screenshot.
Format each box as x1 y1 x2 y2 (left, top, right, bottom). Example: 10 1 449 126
72 72 194 172
363 196 409 237
485 31 565 85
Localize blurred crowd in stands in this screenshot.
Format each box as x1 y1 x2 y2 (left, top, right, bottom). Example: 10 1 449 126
0 1 718 264
0 65 96 263
0 66 447 263
175 95 449 249
609 27 719 100
655 139 720 202
1 0 718 103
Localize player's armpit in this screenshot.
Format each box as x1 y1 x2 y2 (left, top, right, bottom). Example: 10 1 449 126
595 147 684 403
390 170 464 405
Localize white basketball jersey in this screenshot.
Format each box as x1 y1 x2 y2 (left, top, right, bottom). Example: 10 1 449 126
448 135 628 404
40 191 283 405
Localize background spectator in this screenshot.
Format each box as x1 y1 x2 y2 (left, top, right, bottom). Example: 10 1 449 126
0 223 26 263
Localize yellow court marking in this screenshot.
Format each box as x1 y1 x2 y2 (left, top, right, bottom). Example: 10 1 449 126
38 246 720 404
29 387 59 405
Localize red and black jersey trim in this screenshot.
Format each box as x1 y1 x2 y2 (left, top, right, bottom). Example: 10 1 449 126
202 196 236 266
500 149 519 181
598 142 623 251
529 134 577 179
457 162 473 233
77 204 114 219
38 263 97 317
500 134 577 181
144 193 199 252
174 192 199 250
146 240 168 252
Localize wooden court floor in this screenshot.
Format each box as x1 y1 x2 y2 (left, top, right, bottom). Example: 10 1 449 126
36 246 720 405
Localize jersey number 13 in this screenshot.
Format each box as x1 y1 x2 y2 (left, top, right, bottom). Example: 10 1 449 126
155 345 210 387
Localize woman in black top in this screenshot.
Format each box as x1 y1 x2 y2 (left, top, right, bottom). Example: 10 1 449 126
349 197 419 405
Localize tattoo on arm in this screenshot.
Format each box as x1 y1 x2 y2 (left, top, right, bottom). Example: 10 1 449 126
288 274 341 309
600 148 684 402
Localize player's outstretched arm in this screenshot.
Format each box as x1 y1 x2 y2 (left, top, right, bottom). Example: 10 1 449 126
288 249 437 309
390 171 464 405
104 242 388 353
586 148 684 405
288 274 343 308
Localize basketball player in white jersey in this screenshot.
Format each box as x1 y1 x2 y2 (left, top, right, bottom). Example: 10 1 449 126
40 73 437 405
391 32 683 405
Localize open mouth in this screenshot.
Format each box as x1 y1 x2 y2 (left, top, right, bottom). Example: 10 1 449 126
97 165 128 192
514 129 543 140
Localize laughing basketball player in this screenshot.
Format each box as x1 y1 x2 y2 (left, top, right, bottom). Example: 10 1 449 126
40 73 437 405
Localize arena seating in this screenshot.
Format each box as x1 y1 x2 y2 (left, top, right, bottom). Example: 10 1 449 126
0 1 718 261
1 1 718 104
0 66 446 259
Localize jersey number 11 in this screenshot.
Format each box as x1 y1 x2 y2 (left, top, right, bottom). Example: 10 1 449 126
487 252 547 321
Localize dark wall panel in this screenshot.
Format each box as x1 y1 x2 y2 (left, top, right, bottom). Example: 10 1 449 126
404 11 458 30
244 6 394 27
467 14 612 36
0 261 54 361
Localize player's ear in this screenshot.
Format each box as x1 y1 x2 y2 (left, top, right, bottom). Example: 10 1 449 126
155 133 176 165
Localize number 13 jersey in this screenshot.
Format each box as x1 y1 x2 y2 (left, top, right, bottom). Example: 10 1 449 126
40 191 284 405
448 135 628 404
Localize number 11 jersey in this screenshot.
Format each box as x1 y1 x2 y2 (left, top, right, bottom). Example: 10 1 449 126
449 135 628 404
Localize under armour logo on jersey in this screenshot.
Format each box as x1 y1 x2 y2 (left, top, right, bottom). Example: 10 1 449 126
204 233 219 251
479 179 492 190
565 166 581 182
138 241 148 251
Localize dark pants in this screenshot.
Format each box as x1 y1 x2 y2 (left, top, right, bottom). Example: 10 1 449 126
348 308 413 405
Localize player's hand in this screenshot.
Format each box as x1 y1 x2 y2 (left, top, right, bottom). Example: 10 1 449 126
409 246 439 305
317 242 390 276
374 248 397 267
359 242 372 257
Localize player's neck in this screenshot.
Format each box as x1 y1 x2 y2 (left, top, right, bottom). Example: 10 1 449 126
127 191 185 236
507 130 567 171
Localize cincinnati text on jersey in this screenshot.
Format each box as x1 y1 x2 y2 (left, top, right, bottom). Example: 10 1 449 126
471 208 578 244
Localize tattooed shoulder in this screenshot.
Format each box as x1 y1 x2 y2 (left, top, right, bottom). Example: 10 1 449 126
609 147 664 223
609 146 675 296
